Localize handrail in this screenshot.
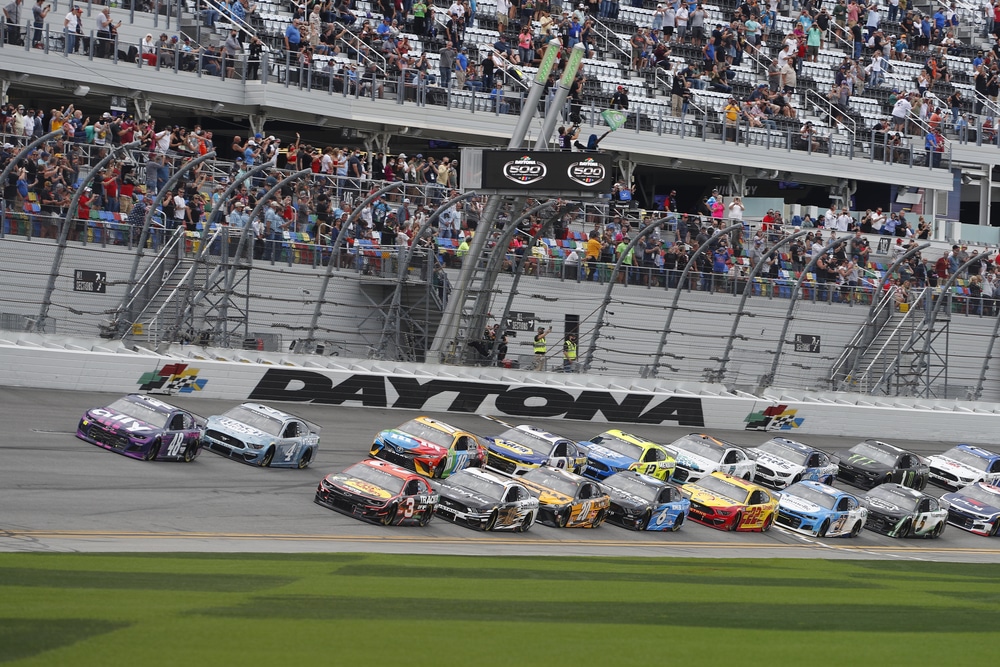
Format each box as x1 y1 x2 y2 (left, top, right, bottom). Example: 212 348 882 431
826 27 854 54
805 88 856 137
118 227 187 318
973 89 1000 119
860 286 928 393
204 0 257 43
488 47 530 93
328 20 387 77
828 284 899 388
588 15 632 67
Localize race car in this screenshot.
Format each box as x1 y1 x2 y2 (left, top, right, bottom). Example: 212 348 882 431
369 416 487 479
860 483 948 538
579 430 676 482
926 444 1000 490
833 440 929 491
681 471 778 532
775 481 867 538
519 466 610 528
201 403 320 468
939 482 1000 536
602 471 690 531
315 458 438 526
76 393 203 462
665 433 756 484
483 424 588 476
432 468 538 531
748 437 839 489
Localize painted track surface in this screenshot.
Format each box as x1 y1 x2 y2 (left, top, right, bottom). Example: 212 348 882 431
2 387 998 562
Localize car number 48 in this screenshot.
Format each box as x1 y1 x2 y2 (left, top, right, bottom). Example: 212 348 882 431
165 433 184 457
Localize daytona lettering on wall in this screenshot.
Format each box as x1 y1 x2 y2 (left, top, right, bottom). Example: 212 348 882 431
248 369 706 426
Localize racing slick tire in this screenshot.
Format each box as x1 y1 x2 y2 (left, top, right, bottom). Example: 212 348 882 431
917 475 928 491
297 448 312 469
593 509 607 527
897 518 913 538
882 473 894 486
144 439 160 462
742 473 752 481
555 511 569 528
990 521 1000 537
517 512 534 533
671 513 685 532
761 514 773 532
638 509 653 531
791 474 802 485
261 446 275 468
485 509 500 531
433 460 446 479
930 521 945 539
823 475 836 486
418 509 433 527
817 519 830 538
850 520 863 537
382 503 399 526
729 512 742 531
182 443 197 463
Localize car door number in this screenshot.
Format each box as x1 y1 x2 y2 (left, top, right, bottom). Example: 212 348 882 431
283 443 299 462
165 433 184 457
403 497 416 518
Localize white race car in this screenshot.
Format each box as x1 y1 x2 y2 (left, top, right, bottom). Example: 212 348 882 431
748 437 839 490
926 444 1000 490
776 481 867 538
665 433 756 484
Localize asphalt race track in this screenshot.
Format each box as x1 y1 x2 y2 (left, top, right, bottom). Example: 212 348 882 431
2 387 998 562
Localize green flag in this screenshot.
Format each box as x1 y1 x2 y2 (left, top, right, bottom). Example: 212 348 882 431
601 109 627 132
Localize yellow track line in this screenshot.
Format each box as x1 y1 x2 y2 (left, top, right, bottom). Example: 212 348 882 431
4 530 1000 554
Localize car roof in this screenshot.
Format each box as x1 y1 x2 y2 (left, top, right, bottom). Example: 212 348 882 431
523 465 585 485
608 470 668 489
412 415 462 435
859 439 904 454
601 429 659 448
672 433 735 452
356 458 417 480
512 424 574 444
454 467 519 487
704 471 760 491
955 444 1000 460
764 437 814 454
124 393 178 415
237 402 321 431
795 480 843 497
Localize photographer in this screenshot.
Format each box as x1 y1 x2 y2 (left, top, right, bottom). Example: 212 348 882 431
558 124 580 150
31 0 50 48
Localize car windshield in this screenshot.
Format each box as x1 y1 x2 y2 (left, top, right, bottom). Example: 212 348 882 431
591 433 644 460
786 485 837 510
396 420 453 448
106 397 169 429
671 436 724 463
960 485 1000 505
693 476 749 504
942 447 990 472
496 428 552 456
867 486 918 511
757 439 808 465
344 463 406 495
608 475 660 502
522 468 579 497
848 442 898 467
221 406 284 436
450 472 505 500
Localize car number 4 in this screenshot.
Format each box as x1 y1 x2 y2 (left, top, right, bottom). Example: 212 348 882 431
283 444 299 461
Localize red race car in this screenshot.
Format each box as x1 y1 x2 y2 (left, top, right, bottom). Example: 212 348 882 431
315 459 439 526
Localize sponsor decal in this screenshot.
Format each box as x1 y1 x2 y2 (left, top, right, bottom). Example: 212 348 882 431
502 155 547 184
744 404 803 431
248 370 706 426
138 363 208 394
344 479 392 499
567 157 607 187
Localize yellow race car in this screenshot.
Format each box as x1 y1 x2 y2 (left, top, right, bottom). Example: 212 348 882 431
580 429 676 482
682 471 778 532
519 466 610 528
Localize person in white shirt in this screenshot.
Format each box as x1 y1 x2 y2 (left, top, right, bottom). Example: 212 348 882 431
728 197 745 220
870 207 886 232
837 209 852 232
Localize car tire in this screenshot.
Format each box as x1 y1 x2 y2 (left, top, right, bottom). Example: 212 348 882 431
990 520 1000 537
639 509 653 531
382 503 398 526
917 475 928 491
556 511 569 528
761 514 773 532
897 518 912 538
742 473 752 481
824 475 836 486
791 474 802 485
817 519 830 538
931 520 945 539
729 512 742 531
518 512 534 533
182 443 197 463
297 448 312 469
850 521 863 537
485 509 499 531
883 473 894 486
433 460 446 478
593 509 607 527
418 509 432 527
261 446 274 468
145 439 160 462
671 513 685 532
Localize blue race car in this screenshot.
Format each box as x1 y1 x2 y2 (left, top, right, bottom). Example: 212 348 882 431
927 444 1000 490
939 482 1000 536
775 480 868 537
76 393 203 462
602 471 690 531
483 423 588 476
201 403 320 468
748 437 839 489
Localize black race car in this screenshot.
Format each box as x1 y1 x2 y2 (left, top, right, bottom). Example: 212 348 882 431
861 483 948 538
833 440 929 491
602 471 690 532
432 468 538 532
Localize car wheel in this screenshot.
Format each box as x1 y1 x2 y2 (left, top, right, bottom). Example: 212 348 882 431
593 509 607 527
382 503 398 526
791 474 802 485
556 511 569 528
742 473 752 481
761 514 773 532
639 509 653 531
817 519 830 538
850 521 863 537
671 514 685 532
824 475 836 486
990 520 1000 537
433 459 446 478
883 473 894 486
518 512 534 533
418 509 432 527
261 446 274 468
897 518 912 538
182 443 197 463
144 439 160 461
484 509 499 531
931 520 945 539
917 475 928 491
297 448 312 469
729 512 743 531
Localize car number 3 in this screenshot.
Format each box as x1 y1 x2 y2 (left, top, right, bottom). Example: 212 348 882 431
403 497 416 518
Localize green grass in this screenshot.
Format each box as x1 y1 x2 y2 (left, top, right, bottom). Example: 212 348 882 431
0 554 997 666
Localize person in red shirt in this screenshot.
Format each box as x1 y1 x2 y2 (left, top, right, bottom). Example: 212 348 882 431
102 167 119 213
75 186 91 241
934 252 950 284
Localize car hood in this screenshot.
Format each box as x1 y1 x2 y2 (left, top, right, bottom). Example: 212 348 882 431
487 438 548 464
605 486 648 511
583 443 638 468
433 481 497 509
85 408 160 438
836 451 892 473
327 473 394 500
686 488 742 509
672 450 719 472
208 416 273 443
927 455 984 480
377 429 447 456
778 493 827 515
750 450 804 474
942 493 1000 517
862 496 907 516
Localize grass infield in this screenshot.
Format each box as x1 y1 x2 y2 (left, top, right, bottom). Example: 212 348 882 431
0 553 996 665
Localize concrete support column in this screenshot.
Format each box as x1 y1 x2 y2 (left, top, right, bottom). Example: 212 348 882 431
980 163 992 227
248 112 267 139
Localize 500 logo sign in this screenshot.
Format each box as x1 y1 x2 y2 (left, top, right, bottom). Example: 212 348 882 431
248 369 707 426
482 150 613 191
